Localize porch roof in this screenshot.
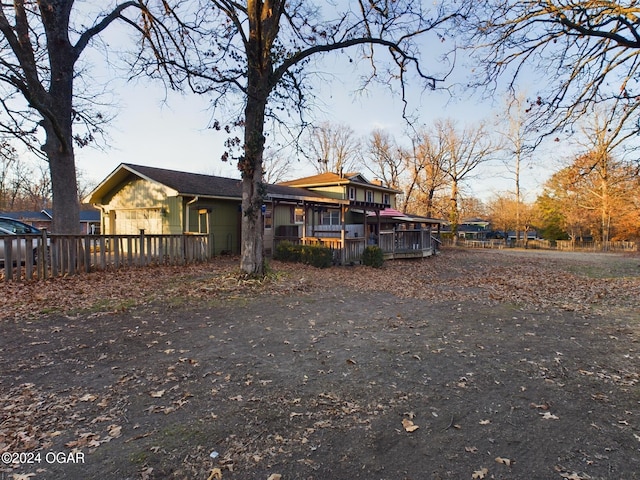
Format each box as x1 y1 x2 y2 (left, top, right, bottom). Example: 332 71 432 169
367 207 410 220
367 208 443 225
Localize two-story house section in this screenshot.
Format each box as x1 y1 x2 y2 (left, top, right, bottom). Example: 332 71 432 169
278 172 399 240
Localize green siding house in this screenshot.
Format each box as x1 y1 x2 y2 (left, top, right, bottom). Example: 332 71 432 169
85 164 344 256
86 164 438 262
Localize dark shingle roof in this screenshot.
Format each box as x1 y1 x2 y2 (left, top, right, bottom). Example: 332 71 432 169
124 163 243 198
122 163 339 202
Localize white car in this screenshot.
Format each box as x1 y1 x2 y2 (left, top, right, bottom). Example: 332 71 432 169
0 217 45 266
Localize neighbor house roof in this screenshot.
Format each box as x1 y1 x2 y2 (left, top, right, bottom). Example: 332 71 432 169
41 208 100 223
86 163 347 206
0 210 51 222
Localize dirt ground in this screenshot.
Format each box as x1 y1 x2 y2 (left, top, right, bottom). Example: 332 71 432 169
1 247 639 480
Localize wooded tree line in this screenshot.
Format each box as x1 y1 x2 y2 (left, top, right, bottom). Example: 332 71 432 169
290 116 640 244
0 142 51 211
1 2 640 274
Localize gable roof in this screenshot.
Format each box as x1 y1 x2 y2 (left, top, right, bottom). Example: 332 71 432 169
279 172 349 187
86 163 347 205
279 171 401 193
122 163 243 199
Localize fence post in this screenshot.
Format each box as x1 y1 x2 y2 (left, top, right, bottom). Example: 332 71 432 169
40 229 48 280
84 235 91 273
3 237 12 281
139 229 145 266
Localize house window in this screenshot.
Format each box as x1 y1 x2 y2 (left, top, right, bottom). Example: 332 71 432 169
383 193 390 206
321 209 340 225
366 190 374 203
198 210 208 234
348 187 356 201
293 207 304 224
264 207 272 230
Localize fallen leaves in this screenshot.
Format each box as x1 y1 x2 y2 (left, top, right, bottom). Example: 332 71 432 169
472 467 488 479
495 456 513 467
107 424 122 438
401 418 419 432
1 250 639 479
206 468 223 480
540 411 560 420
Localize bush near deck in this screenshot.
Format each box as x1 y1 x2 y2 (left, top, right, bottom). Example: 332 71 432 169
274 240 332 268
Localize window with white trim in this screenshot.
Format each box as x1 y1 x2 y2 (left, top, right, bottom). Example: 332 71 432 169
320 209 340 225
366 190 374 203
348 187 356 201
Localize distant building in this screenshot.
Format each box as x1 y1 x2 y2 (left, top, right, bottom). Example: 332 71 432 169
0 208 101 234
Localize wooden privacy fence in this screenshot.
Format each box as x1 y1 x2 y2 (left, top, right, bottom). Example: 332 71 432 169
1 231 211 282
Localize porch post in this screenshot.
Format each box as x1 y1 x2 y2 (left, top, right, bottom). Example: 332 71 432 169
302 202 307 241
363 207 368 241
341 203 346 264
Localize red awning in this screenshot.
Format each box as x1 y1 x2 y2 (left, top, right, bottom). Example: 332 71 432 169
367 207 404 217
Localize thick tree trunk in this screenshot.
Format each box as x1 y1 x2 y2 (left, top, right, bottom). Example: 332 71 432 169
45 133 79 234
39 0 80 234
240 65 267 274
240 174 265 275
239 90 268 274
39 80 79 234
449 180 459 246
239 0 282 276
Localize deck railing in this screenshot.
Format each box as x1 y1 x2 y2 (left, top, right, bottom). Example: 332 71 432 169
288 228 435 264
1 231 210 282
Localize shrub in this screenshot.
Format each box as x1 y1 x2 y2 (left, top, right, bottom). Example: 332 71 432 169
274 240 298 262
274 241 332 268
361 246 384 268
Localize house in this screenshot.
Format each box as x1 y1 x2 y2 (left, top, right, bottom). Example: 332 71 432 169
279 172 397 239
85 163 345 256
86 164 442 262
279 172 442 258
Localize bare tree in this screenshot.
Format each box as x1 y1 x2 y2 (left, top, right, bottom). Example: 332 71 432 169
308 122 360 174
262 149 291 184
363 129 403 189
0 140 16 210
401 127 449 217
439 119 499 240
0 1 152 233
495 93 535 240
465 1 640 140
17 162 51 210
139 1 465 275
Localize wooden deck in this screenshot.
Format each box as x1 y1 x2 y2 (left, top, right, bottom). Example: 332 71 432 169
299 228 437 264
